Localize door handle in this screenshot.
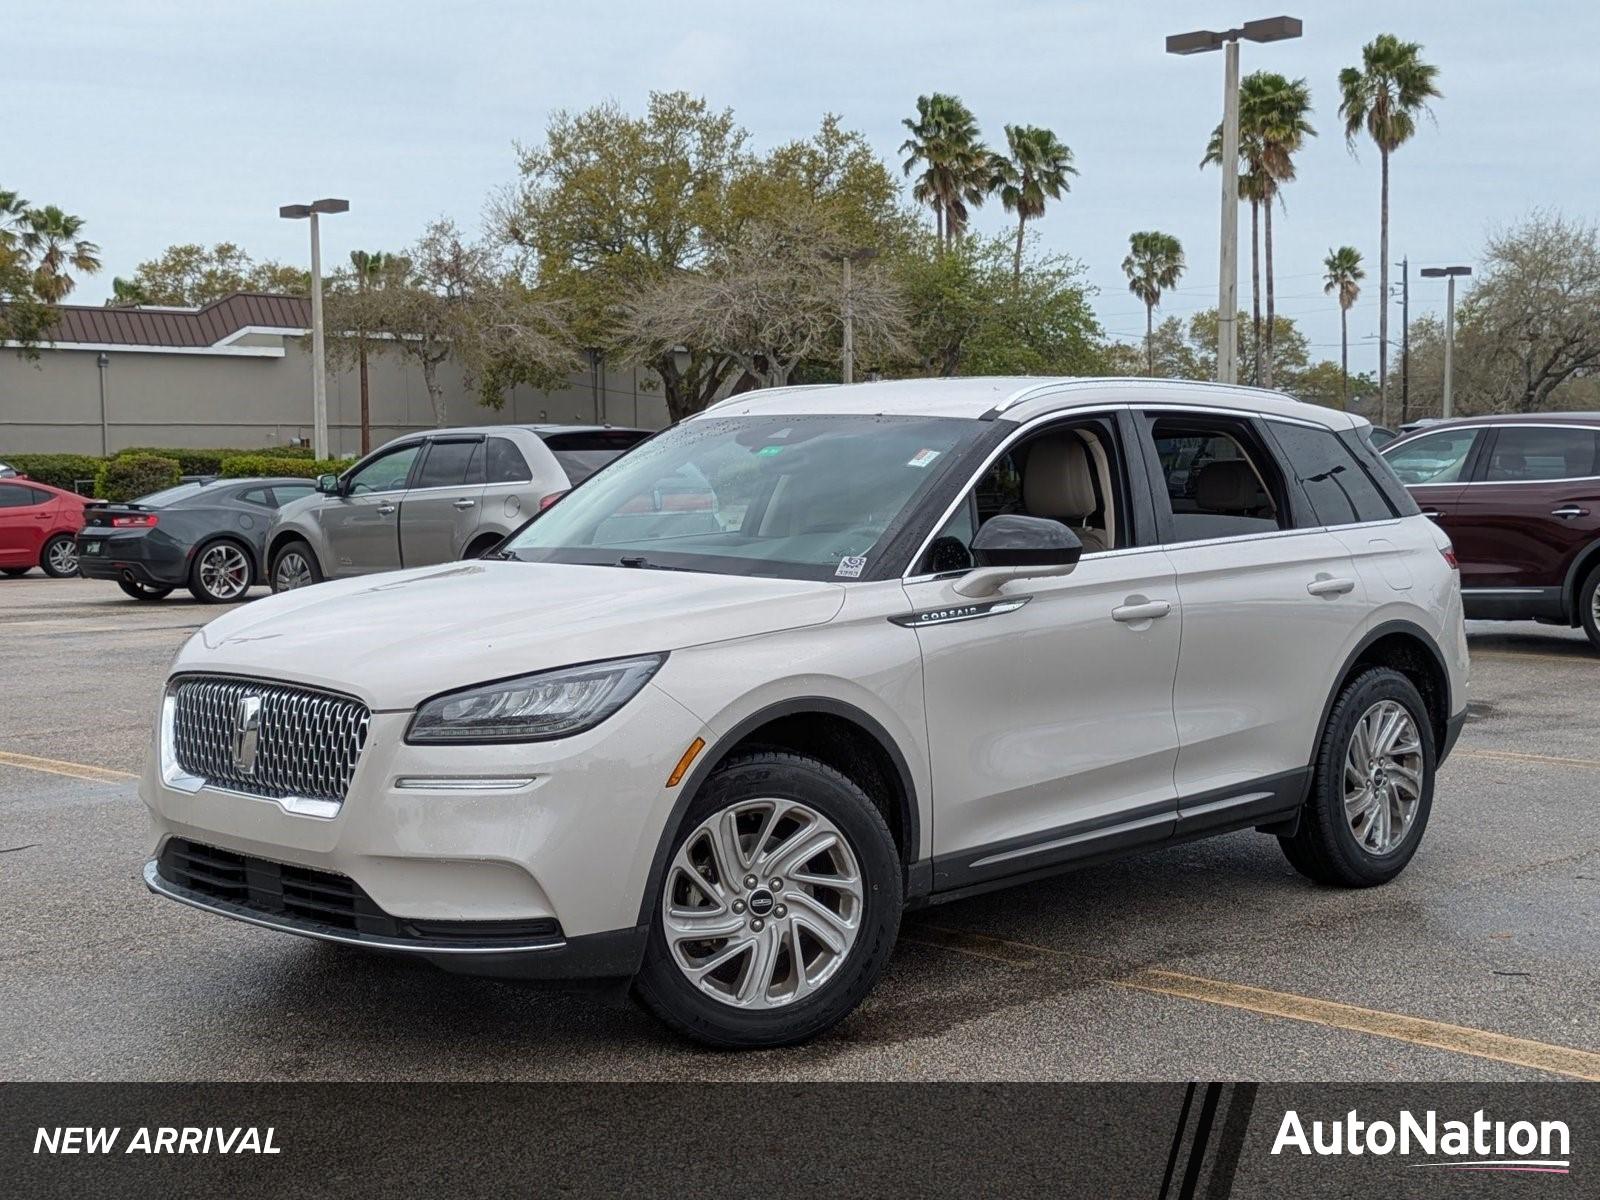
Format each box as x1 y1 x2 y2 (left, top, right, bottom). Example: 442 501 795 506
376 503 397 516
1552 506 1589 519
1111 600 1171 623
452 499 477 510
1419 510 1442 519
1307 577 1356 597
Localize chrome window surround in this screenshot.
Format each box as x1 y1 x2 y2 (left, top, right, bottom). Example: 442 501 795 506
1386 423 1600 487
161 675 371 820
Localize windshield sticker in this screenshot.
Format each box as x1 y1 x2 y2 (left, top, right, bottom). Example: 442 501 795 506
767 428 793 439
835 555 867 579
757 445 785 457
906 449 942 468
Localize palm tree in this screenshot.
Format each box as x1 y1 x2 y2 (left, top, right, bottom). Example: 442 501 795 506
900 93 991 251
1322 246 1365 410
1339 34 1441 426
25 206 101 302
349 250 405 454
0 190 33 256
1204 72 1314 388
1122 232 1185 376
988 124 1077 283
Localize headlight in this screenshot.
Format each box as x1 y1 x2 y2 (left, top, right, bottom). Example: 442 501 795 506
406 653 665 744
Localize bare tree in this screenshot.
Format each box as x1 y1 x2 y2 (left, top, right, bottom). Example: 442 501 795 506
619 213 907 389
324 221 577 426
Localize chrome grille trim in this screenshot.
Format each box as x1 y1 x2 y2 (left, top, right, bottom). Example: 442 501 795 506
167 674 370 808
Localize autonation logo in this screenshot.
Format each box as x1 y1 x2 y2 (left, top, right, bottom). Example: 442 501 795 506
1272 1108 1571 1175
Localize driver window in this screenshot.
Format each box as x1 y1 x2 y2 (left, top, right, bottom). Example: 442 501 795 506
347 444 422 495
917 421 1123 575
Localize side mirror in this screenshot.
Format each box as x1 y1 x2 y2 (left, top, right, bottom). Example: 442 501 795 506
955 514 1082 598
316 473 342 496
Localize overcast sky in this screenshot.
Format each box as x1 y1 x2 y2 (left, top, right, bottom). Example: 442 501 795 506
12 1 1599 375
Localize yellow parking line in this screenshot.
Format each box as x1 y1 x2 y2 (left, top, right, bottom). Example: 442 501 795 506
906 925 1600 1081
0 750 137 783
1454 747 1600 771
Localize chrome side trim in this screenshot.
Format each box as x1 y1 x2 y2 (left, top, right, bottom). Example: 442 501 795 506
143 861 567 955
393 775 538 791
1461 586 1545 595
888 596 1032 627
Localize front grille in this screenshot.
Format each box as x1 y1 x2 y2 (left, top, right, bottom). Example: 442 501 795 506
156 839 563 946
170 674 370 805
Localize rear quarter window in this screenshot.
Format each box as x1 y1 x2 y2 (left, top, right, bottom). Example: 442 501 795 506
1268 421 1398 526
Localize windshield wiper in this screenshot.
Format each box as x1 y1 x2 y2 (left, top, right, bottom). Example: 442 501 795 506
614 555 695 572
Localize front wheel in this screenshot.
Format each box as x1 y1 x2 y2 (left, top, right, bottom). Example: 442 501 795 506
189 540 253 603
1280 667 1435 887
1579 564 1600 653
40 534 79 578
270 540 322 593
118 578 173 601
633 752 902 1048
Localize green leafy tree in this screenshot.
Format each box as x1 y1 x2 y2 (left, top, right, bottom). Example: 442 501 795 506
0 189 60 352
115 242 308 307
899 93 991 251
346 250 408 453
1340 34 1442 424
988 124 1077 284
1322 246 1365 409
24 205 100 303
1122 231 1185 375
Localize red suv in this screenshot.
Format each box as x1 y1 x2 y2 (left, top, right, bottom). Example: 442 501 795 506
1381 413 1600 649
0 478 89 578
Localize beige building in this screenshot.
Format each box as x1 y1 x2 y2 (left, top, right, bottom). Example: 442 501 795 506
0 293 669 456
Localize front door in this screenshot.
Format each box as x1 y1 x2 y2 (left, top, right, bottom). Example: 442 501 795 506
399 437 487 566
318 442 423 577
906 414 1183 890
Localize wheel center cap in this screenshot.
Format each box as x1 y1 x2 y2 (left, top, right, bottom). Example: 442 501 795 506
747 889 775 917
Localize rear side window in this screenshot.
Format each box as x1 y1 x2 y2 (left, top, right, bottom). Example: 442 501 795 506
541 430 648 486
271 484 317 507
1267 421 1397 526
1382 429 1479 485
415 439 484 488
486 437 532 484
1483 426 1600 482
236 487 274 507
0 483 37 508
1146 417 1287 543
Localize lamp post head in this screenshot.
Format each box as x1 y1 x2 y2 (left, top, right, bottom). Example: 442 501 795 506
1421 265 1472 279
278 204 312 220
1166 16 1300 54
280 199 350 220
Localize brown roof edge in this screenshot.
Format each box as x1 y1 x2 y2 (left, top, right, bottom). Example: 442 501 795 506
8 291 312 349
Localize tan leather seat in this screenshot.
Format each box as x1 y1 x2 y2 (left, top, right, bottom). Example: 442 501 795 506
1023 436 1107 552
1193 459 1271 516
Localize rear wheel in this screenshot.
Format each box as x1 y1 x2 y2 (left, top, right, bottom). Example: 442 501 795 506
118 578 173 601
40 534 79 577
1579 564 1600 652
270 540 322 593
1280 667 1435 887
188 540 253 603
633 752 902 1048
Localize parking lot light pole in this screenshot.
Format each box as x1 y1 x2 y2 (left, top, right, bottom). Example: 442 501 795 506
1421 265 1471 419
1167 16 1302 386
279 198 350 459
827 247 879 384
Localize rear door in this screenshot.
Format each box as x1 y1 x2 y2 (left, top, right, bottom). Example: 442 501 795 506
318 441 423 577
1451 424 1600 609
398 436 486 566
1138 409 1368 821
0 482 44 566
1380 426 1486 554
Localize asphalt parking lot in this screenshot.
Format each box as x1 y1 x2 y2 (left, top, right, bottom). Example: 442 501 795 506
3 575 1597 1082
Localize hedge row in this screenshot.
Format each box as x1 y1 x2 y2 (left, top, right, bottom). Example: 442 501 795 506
3 454 105 492
95 455 182 503
5 446 319 494
219 455 354 480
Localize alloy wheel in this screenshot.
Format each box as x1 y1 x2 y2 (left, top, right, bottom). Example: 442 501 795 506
46 538 78 576
662 799 863 1010
199 544 251 600
1342 699 1424 855
274 550 314 591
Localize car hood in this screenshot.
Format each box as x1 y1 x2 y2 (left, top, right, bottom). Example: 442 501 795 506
177 561 846 709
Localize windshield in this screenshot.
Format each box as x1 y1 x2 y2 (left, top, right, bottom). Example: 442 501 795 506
504 413 979 580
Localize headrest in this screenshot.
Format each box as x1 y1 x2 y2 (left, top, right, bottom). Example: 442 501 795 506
1024 436 1097 520
1194 459 1265 513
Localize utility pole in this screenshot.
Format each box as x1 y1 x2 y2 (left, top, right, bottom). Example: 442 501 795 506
1166 16 1302 386
1398 257 1409 425
830 247 879 384
1422 265 1472 420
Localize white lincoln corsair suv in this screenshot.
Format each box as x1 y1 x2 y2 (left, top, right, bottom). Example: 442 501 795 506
142 378 1468 1047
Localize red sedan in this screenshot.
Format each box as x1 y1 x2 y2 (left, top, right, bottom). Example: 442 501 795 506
0 478 89 577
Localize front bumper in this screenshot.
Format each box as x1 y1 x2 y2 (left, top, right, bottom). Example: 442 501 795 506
141 678 709 976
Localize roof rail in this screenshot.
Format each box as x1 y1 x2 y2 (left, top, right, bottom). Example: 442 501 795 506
697 383 838 415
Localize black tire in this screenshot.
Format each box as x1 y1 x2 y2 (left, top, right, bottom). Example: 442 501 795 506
187 538 255 604
1280 666 1436 887
633 751 902 1049
270 539 323 593
118 578 173 601
2 567 28 578
39 534 79 578
1579 563 1600 653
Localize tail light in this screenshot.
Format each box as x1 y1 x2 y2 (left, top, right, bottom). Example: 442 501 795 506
1441 547 1459 570
538 491 568 511
111 514 158 528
